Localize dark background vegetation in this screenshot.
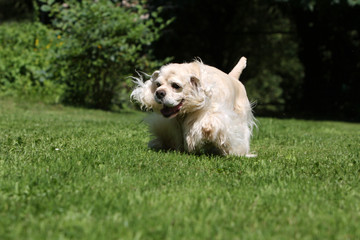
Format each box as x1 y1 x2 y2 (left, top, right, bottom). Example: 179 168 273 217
1 0 359 121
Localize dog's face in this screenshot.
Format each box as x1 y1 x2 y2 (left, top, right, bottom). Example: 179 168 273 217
131 62 208 119
150 64 202 118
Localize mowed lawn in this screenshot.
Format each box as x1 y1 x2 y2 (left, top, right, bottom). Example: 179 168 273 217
0 98 359 240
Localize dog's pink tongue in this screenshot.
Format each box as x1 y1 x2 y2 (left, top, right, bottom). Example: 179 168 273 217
161 102 182 118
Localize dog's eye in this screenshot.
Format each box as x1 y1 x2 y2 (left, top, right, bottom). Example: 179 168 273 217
155 82 161 87
171 83 181 89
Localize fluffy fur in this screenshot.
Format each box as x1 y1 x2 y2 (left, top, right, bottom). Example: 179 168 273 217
130 57 255 157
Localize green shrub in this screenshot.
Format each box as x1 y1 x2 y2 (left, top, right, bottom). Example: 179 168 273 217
244 34 304 115
0 1 169 109
0 21 64 103
246 70 285 113
45 0 170 109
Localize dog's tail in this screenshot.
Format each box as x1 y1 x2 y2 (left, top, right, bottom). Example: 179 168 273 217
228 57 247 79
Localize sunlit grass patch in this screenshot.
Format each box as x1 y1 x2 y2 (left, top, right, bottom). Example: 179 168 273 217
0 99 359 239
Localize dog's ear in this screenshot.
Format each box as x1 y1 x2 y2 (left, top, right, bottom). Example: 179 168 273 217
190 75 201 88
151 70 160 81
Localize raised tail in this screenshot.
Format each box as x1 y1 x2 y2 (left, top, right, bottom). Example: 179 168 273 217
228 57 247 79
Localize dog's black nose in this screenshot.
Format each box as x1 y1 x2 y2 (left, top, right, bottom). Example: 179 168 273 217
156 90 166 99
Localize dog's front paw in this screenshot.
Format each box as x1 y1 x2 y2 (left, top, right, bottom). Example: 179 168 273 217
202 122 216 141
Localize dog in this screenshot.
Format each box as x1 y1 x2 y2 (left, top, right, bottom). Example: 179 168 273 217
130 57 255 157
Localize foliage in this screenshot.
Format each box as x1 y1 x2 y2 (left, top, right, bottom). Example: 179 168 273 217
1 0 359 118
1 99 360 239
41 0 170 109
0 1 169 109
244 31 304 114
0 22 64 103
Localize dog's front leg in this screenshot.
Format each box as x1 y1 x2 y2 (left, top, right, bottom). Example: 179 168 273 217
183 133 196 153
182 123 200 153
182 117 216 153
183 113 229 155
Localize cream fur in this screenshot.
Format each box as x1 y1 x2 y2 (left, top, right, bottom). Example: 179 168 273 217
130 57 255 157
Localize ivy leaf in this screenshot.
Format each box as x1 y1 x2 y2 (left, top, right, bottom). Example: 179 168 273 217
41 5 52 12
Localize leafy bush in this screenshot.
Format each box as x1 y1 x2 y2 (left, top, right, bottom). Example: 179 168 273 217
45 0 170 109
0 21 64 103
245 35 304 115
0 1 169 109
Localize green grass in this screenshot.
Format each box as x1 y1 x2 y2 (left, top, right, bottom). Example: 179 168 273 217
0 98 359 240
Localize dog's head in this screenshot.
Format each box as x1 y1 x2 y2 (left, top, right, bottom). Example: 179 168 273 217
151 63 204 118
131 62 208 118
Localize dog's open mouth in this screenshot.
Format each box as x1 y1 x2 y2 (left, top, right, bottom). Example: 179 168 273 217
161 100 184 118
